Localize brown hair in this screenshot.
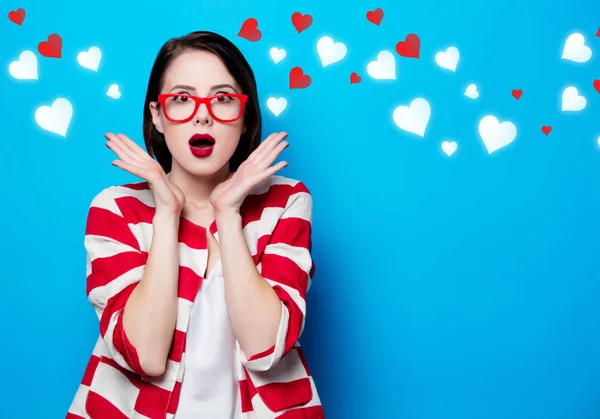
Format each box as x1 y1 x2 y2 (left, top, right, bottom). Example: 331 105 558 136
142 30 262 173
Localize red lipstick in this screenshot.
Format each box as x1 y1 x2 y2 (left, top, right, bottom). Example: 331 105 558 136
188 133 215 158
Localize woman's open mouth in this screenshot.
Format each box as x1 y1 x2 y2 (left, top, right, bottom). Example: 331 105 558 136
189 133 215 157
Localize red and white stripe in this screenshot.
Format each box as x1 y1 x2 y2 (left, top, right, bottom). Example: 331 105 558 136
67 176 324 418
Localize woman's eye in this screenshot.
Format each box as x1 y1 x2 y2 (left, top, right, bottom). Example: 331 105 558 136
175 94 191 102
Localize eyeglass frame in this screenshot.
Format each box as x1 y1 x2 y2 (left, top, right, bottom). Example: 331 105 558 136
156 93 249 123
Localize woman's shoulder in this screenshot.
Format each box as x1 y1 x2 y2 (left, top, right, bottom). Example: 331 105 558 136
250 175 313 216
88 180 153 217
253 175 312 196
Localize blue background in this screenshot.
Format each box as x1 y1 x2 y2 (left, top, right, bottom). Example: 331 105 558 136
2 0 599 417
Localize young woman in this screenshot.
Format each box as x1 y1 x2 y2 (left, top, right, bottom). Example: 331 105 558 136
67 30 324 419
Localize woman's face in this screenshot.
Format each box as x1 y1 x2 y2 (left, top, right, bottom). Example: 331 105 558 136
149 49 246 176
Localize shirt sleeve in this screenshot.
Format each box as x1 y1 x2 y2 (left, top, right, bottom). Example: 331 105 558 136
239 183 315 372
84 187 152 379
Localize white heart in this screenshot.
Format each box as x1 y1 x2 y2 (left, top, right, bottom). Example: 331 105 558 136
561 86 586 111
267 97 287 117
269 47 286 64
442 141 458 156
35 98 73 137
77 46 102 71
9 50 38 80
478 115 517 154
392 98 431 137
561 33 592 63
435 46 460 72
366 50 396 80
464 84 479 99
106 84 121 99
317 36 347 67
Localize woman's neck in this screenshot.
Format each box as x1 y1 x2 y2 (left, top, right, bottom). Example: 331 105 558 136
167 162 231 210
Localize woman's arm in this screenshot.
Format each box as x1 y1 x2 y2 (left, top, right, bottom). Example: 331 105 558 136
90 132 186 378
217 210 283 358
208 132 314 370
216 186 314 371
122 212 181 377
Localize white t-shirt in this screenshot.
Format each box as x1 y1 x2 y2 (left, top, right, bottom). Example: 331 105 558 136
174 259 242 418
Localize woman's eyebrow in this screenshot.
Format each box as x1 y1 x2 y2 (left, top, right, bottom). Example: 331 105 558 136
167 83 238 93
168 84 196 92
211 83 237 92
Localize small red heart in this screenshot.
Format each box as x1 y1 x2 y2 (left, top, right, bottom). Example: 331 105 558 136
541 126 552 136
593 79 600 94
289 67 311 89
38 34 62 58
512 89 523 100
396 34 420 59
350 72 361 84
596 27 600 37
366 8 384 26
291 12 312 33
8 8 25 25
238 18 262 42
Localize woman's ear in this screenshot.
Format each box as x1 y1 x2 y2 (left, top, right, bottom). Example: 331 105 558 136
149 101 165 134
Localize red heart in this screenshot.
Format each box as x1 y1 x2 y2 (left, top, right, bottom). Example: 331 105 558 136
8 8 26 26
396 34 420 59
350 72 361 84
593 79 600 94
366 8 384 26
512 89 523 100
289 67 311 89
238 18 262 42
541 126 552 136
291 12 312 33
38 34 62 58
596 27 600 37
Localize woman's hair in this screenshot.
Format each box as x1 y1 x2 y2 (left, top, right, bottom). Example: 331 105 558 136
142 30 262 173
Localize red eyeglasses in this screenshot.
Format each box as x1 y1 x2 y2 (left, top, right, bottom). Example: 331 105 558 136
156 93 248 123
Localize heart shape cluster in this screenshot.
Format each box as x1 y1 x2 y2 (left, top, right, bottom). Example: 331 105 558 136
8 8 122 138
237 10 598 158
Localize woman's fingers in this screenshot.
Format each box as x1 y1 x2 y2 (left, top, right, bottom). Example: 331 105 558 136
247 132 280 163
259 160 288 181
252 132 288 166
115 133 155 162
106 139 148 173
111 159 151 180
107 133 147 165
256 134 289 171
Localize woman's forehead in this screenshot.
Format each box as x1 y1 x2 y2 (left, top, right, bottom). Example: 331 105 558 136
164 50 239 92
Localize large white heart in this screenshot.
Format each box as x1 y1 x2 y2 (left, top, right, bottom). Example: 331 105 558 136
9 50 38 80
366 50 396 80
77 46 102 71
435 46 460 72
269 47 286 64
267 97 287 117
478 115 517 154
561 86 586 111
35 98 73 137
561 33 592 63
317 36 347 67
392 98 431 137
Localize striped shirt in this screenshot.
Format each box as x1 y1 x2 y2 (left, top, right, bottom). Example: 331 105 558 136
67 175 324 419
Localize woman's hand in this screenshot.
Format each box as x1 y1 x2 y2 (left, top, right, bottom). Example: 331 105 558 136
105 133 185 216
209 132 289 214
